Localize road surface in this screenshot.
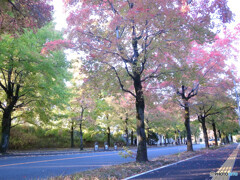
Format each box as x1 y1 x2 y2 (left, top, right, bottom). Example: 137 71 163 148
125 143 240 180
0 144 204 180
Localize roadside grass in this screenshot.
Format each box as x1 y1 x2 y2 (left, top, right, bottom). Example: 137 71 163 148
50 147 210 180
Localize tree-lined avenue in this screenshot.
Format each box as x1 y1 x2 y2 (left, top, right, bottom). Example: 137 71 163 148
0 144 204 180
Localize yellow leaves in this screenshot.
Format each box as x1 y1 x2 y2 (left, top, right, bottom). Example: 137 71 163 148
118 146 135 159
181 4 190 13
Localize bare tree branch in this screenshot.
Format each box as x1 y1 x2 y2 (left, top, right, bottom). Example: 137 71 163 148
187 83 199 99
14 100 34 109
146 30 166 48
176 99 185 108
8 0 20 12
123 61 135 80
82 42 132 63
107 0 119 15
0 81 7 93
102 61 136 98
10 122 24 129
205 105 213 115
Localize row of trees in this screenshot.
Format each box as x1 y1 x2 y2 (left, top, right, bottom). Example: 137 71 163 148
64 0 239 162
0 0 239 165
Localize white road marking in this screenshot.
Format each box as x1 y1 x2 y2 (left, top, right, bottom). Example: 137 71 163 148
124 155 202 180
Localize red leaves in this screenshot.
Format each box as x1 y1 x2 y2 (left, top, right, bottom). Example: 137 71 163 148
41 39 75 54
0 0 53 35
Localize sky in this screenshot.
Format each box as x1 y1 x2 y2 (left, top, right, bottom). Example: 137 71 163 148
51 0 240 76
52 0 67 31
227 0 240 28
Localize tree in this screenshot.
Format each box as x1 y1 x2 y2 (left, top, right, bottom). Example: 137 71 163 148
0 0 53 35
170 24 238 150
196 104 219 148
68 60 96 150
194 92 235 148
191 121 201 144
0 25 70 153
65 0 232 162
94 96 116 147
106 93 136 146
71 88 95 150
146 99 183 145
212 103 239 144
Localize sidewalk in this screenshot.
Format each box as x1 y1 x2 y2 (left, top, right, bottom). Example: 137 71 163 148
0 147 122 157
126 143 239 180
230 144 240 180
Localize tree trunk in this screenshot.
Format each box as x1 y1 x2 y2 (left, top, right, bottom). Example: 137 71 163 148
183 132 186 144
178 131 181 144
166 133 169 144
230 134 233 143
131 130 134 146
0 68 20 154
125 115 129 146
212 122 218 146
158 135 161 145
107 126 111 146
0 110 12 154
174 131 177 145
218 130 221 138
146 118 150 145
79 107 85 151
226 134 229 144
80 123 83 150
218 130 222 144
125 127 129 146
184 101 193 151
70 120 74 148
134 75 148 162
201 117 209 148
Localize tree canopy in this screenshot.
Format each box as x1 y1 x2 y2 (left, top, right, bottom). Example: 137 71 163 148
0 24 71 153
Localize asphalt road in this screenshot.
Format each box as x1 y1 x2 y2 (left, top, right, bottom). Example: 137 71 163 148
0 144 204 180
126 143 240 180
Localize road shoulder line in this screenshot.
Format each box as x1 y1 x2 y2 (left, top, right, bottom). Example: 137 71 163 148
124 154 202 180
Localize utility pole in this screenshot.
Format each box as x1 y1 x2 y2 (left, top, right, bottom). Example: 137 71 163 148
232 71 240 126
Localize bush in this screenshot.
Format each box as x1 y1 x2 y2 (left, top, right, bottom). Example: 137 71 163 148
3 125 129 150
8 125 71 150
9 126 39 150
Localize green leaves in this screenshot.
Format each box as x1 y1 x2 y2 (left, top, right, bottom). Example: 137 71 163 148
0 24 71 124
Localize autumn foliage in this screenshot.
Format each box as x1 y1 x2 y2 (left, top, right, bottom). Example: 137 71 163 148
0 0 53 34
